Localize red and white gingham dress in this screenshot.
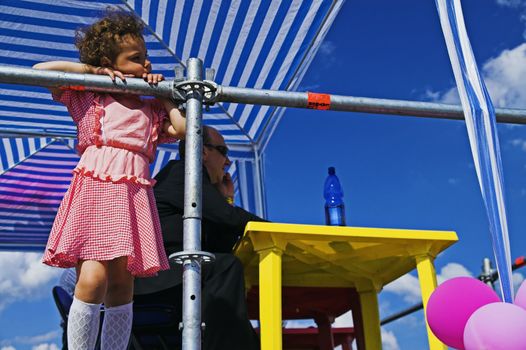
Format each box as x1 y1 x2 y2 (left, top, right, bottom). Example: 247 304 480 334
42 90 174 277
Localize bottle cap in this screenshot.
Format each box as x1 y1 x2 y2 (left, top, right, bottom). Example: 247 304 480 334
328 167 335 175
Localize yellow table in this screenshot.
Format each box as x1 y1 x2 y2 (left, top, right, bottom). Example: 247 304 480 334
233 222 458 350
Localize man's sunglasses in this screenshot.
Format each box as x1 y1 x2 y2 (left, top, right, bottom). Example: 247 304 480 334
204 143 229 157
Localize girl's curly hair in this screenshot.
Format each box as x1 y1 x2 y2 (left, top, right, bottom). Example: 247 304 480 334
75 8 144 66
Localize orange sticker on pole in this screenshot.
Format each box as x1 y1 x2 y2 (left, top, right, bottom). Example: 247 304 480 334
307 92 331 110
59 85 86 91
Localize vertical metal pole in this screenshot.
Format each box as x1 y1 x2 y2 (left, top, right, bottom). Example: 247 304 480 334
182 58 204 350
253 147 266 218
481 257 495 289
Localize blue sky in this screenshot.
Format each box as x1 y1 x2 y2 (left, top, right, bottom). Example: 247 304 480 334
265 0 526 349
2 0 526 349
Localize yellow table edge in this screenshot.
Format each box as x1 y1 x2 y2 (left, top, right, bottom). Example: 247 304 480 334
244 221 459 242
239 222 458 350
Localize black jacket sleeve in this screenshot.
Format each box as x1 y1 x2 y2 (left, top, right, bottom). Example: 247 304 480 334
154 160 265 253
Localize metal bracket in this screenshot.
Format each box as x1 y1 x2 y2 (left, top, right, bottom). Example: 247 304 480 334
169 250 215 265
174 79 218 106
204 68 216 112
179 321 206 331
171 65 218 108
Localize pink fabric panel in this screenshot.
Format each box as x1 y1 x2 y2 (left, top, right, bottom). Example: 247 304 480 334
0 202 59 212
0 194 62 204
0 178 69 189
14 164 74 174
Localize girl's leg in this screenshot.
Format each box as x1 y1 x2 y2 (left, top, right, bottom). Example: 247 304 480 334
100 256 134 350
68 260 108 350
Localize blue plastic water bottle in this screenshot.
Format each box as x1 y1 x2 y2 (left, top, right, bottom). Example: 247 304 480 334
324 167 346 226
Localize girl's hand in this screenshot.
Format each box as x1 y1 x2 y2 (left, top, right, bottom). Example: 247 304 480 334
93 66 126 82
142 73 164 84
160 98 186 139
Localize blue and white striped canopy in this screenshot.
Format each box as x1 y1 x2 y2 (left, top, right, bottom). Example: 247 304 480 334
0 0 343 250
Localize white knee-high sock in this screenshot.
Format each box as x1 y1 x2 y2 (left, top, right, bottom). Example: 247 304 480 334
101 301 133 350
67 297 101 350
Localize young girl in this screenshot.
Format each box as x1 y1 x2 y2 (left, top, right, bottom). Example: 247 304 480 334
33 10 185 350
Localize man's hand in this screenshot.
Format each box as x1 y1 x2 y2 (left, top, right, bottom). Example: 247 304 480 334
216 172 234 201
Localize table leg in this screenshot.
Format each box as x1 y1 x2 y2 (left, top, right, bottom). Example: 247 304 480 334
312 312 335 350
416 255 447 350
349 289 365 350
259 248 283 350
357 289 382 350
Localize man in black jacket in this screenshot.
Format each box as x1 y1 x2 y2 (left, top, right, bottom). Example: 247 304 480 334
134 126 263 350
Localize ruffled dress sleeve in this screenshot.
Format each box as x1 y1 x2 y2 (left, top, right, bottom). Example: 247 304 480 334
52 90 96 125
149 98 180 145
52 90 99 155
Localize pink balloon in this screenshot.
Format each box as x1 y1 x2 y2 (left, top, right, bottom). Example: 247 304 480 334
514 280 526 311
426 277 500 349
464 302 526 350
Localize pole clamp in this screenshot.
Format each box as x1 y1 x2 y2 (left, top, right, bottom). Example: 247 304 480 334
174 80 218 105
169 250 215 265
179 321 206 331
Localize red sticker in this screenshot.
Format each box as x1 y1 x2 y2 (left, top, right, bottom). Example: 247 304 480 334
307 92 331 110
59 85 86 91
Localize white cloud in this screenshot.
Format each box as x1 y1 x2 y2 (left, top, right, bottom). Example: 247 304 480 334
381 329 400 350
333 309 354 327
282 319 316 328
1 330 61 350
496 0 525 7
514 271 525 289
279 315 399 350
319 40 336 56
436 262 473 284
15 331 61 345
430 86 460 105
448 178 460 185
0 252 61 312
482 271 523 300
32 344 59 350
482 43 526 108
495 0 526 39
298 83 321 91
509 138 526 151
383 263 473 303
384 273 422 303
427 43 526 109
318 40 338 68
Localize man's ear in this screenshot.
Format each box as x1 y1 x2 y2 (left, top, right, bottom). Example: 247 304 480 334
202 147 209 161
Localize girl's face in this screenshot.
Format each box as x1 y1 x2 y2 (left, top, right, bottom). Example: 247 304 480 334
111 34 151 78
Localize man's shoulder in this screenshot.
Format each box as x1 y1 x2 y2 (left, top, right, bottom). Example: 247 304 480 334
154 159 184 187
156 159 183 176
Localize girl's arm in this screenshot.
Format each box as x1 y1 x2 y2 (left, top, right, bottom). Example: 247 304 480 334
33 61 96 74
32 61 127 96
32 61 98 96
160 99 186 140
33 61 126 78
